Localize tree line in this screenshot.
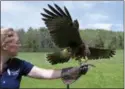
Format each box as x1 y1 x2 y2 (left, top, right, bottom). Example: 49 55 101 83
16 27 124 52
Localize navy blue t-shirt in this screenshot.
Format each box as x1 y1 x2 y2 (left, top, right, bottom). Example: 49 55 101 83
0 57 34 89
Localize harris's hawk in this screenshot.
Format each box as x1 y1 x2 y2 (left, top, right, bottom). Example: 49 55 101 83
41 4 115 65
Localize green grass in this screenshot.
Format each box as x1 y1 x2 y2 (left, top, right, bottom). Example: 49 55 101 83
19 50 124 88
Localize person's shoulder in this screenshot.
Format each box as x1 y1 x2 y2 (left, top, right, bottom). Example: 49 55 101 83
10 57 28 65
12 57 34 76
10 57 34 76
12 57 33 66
11 57 23 63
8 57 25 69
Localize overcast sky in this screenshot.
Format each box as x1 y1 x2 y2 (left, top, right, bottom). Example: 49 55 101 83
1 1 123 31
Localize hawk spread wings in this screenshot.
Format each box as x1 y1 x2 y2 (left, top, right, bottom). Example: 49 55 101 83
41 4 115 65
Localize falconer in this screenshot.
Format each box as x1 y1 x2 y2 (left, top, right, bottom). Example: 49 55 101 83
0 28 88 89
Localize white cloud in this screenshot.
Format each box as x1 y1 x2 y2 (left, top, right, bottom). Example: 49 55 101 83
62 1 96 11
87 13 109 22
78 12 109 25
78 13 109 30
83 23 113 30
1 1 30 13
79 1 96 9
1 1 43 30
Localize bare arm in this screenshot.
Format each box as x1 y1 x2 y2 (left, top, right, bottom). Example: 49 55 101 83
27 66 62 79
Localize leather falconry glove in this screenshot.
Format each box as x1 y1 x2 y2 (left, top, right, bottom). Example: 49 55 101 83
61 63 93 85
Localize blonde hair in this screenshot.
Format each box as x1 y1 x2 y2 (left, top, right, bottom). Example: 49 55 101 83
1 28 15 50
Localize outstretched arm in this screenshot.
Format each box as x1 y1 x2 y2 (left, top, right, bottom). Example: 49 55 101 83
27 66 61 79
21 59 89 83
27 64 89 85
22 59 89 84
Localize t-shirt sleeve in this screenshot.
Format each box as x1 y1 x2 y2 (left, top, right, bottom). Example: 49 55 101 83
21 60 34 76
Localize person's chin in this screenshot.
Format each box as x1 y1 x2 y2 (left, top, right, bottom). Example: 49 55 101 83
14 53 18 56
11 53 18 57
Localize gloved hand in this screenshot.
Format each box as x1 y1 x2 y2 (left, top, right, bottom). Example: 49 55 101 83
61 63 93 85
79 63 89 75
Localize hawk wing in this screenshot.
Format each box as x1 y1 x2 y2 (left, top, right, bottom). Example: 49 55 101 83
41 4 82 48
88 47 116 59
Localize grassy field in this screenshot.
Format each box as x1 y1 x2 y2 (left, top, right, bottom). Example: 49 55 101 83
18 50 124 88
